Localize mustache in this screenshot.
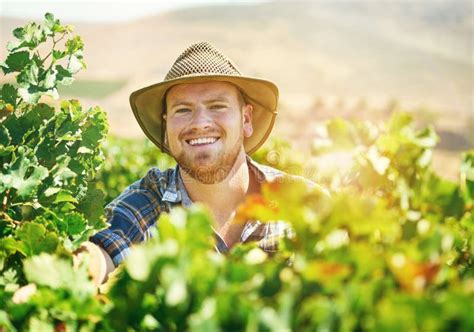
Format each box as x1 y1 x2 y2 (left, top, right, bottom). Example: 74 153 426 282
179 128 222 140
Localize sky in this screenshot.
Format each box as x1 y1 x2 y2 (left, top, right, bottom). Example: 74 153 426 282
0 0 266 23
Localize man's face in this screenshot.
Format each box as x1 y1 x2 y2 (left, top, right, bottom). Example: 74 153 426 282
165 81 253 184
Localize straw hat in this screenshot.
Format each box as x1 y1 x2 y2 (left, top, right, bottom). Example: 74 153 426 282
129 41 279 155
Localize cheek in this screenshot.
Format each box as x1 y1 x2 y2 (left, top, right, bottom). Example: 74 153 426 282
167 116 186 133
219 111 242 128
165 120 181 146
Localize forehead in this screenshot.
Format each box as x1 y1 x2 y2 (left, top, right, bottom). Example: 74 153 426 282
166 81 240 103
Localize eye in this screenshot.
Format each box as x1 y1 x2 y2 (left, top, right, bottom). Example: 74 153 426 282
175 108 191 114
209 104 226 110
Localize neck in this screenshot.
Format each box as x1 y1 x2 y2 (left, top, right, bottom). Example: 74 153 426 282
179 150 255 228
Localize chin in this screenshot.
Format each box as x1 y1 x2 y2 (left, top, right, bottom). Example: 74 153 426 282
176 151 236 184
174 136 244 184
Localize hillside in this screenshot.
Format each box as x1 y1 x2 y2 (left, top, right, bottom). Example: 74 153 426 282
1 2 472 177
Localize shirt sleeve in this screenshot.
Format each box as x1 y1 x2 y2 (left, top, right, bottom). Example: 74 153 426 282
90 182 163 267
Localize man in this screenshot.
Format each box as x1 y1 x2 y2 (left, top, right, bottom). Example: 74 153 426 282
83 41 313 285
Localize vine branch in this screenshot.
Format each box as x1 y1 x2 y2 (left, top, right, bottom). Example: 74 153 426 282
0 211 21 226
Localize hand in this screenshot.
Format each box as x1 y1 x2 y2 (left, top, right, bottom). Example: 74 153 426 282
73 241 114 287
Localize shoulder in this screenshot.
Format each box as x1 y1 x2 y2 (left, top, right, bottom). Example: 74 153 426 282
120 166 174 194
107 167 175 211
249 157 330 198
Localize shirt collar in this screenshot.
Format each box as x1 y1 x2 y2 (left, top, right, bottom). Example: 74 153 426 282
161 164 192 206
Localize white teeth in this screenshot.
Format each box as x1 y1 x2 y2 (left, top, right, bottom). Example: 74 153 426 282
188 137 217 146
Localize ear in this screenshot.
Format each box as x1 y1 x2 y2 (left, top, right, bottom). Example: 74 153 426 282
242 104 253 138
162 113 169 146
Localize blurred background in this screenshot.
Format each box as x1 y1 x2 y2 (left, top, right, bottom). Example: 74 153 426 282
1 0 473 179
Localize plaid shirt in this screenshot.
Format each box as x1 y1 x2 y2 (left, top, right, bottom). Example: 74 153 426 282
91 156 307 267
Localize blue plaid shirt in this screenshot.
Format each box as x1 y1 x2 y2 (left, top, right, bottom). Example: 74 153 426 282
91 156 313 267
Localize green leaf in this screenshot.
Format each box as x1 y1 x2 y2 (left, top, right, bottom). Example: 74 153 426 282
141 314 160 331
23 253 92 292
53 190 78 204
2 51 30 74
0 268 19 292
12 27 24 39
55 100 83 139
388 112 413 133
1 84 18 106
3 103 54 145
0 146 15 158
77 146 93 154
22 22 46 48
17 87 42 104
188 298 220 332
326 118 356 150
460 151 474 201
67 54 85 74
65 36 84 55
82 107 108 148
43 12 56 35
62 212 87 236
416 149 432 168
0 126 14 157
0 237 21 261
53 50 66 61
51 158 77 186
0 147 48 198
23 253 98 310
40 68 57 89
44 12 55 23
28 317 54 332
16 222 59 256
25 61 39 86
44 187 61 197
77 186 106 229
367 146 390 175
0 126 11 147
0 310 16 332
6 39 23 52
415 127 438 148
7 28 29 52
44 12 66 34
55 65 74 86
60 202 76 212
166 277 187 306
125 245 156 281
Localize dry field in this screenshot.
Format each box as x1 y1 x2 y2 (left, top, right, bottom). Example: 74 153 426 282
1 2 472 179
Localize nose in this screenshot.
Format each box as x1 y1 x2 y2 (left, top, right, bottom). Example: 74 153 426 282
189 105 212 130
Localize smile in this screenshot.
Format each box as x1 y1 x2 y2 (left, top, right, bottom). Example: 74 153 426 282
186 137 220 146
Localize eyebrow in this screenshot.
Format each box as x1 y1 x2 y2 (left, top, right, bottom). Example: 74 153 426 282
205 97 229 104
169 96 230 108
169 100 193 108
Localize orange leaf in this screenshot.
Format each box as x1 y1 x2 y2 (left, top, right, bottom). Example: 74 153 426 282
304 260 352 282
389 254 440 293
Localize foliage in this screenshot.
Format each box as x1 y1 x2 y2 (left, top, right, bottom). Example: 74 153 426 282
100 122 473 331
0 14 108 330
1 14 473 332
96 136 175 205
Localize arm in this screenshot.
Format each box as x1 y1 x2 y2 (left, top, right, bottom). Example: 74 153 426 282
87 188 164 284
84 168 168 285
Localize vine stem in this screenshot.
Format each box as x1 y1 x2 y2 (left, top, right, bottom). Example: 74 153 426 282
0 211 21 226
2 189 10 211
42 32 68 71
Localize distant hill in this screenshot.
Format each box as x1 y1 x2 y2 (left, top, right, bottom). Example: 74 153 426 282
1 2 472 146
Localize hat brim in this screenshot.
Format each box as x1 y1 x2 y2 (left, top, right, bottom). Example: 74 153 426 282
129 74 278 155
